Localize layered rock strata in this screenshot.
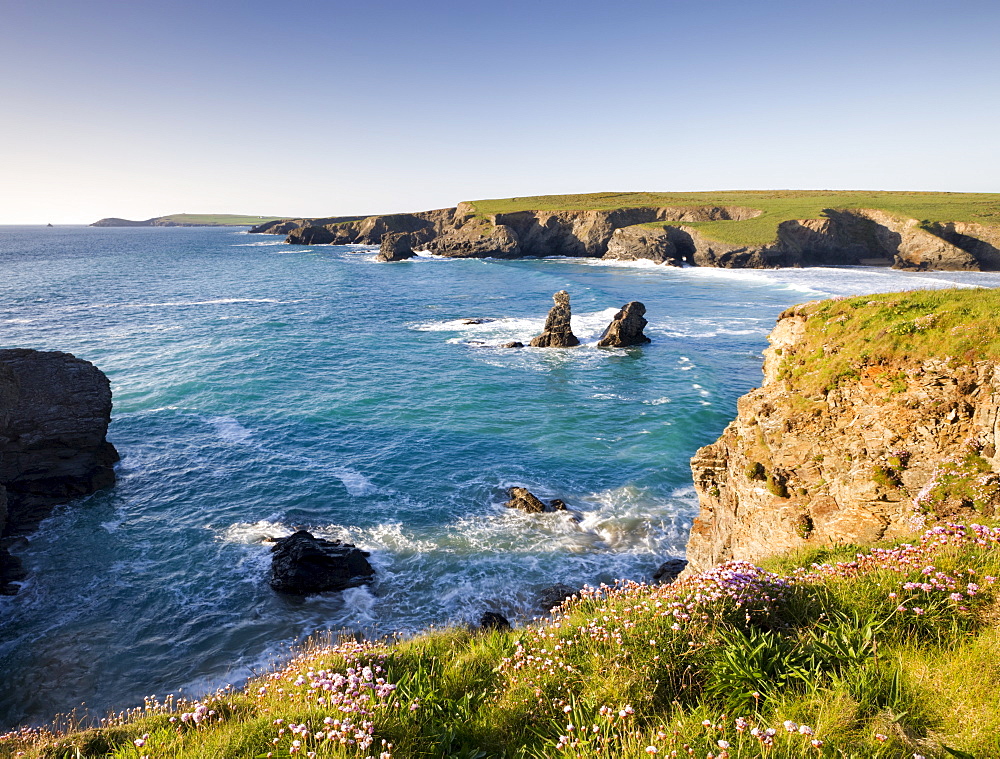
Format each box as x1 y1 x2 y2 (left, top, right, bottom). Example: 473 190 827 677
0 350 118 593
530 291 580 348
253 203 1000 271
597 301 651 348
685 304 1000 574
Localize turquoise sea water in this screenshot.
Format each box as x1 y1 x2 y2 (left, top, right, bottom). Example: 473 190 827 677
2 225 1000 729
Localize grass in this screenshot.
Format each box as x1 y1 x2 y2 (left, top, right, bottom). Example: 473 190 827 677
465 191 1000 246
775 288 1000 397
157 214 284 226
4 522 1000 758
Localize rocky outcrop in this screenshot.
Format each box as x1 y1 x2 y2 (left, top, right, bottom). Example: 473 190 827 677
652 558 687 584
269 530 375 595
0 350 119 594
597 302 651 348
479 611 511 630
375 233 417 262
530 291 580 348
504 487 567 513
287 226 337 245
604 226 682 265
536 583 577 613
684 302 1000 574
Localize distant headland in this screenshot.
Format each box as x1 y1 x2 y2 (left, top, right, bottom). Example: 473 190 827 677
90 213 283 227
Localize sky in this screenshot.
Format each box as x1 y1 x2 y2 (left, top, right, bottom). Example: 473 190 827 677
1 0 998 224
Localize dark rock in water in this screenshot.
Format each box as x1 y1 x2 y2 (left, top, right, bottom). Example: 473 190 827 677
505 487 547 513
537 583 577 613
653 558 688 584
505 487 567 514
462 318 495 325
479 611 511 630
500 341 524 349
375 232 417 262
529 290 580 348
0 349 119 594
269 530 375 595
286 225 336 245
597 301 651 348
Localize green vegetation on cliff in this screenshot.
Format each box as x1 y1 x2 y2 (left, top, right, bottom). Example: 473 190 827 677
5 522 1000 759
468 191 1000 246
777 288 1000 396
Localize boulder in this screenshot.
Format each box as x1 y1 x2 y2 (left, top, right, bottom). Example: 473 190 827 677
537 583 577 613
269 530 375 595
597 301 651 348
504 487 566 514
529 291 580 348
652 558 688 584
375 232 417 262
500 342 524 349
479 611 511 631
0 349 119 593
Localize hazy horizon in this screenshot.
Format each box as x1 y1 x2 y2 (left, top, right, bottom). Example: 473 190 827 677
2 0 998 224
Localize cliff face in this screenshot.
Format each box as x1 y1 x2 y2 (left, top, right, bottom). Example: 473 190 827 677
685 295 1000 573
257 204 1000 272
0 349 119 593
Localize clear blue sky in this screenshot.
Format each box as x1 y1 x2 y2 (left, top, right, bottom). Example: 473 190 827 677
1 0 998 223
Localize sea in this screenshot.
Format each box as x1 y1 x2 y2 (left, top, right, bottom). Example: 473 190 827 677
2 225 1000 729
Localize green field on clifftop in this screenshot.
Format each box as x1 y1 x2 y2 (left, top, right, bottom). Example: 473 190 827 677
158 214 283 226
468 191 1000 246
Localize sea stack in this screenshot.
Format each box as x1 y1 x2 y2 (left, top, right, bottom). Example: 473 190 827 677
529 290 580 347
375 232 417 262
597 301 651 347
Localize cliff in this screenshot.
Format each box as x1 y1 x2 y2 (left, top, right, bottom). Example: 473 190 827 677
0 349 119 593
685 288 1000 573
253 191 1000 271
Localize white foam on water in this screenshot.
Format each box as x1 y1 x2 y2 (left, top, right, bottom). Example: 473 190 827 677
207 416 255 445
339 586 378 624
332 469 377 497
0 318 34 324
571 307 621 342
232 240 287 247
219 520 294 545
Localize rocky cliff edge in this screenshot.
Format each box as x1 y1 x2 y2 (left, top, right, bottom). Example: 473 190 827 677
254 205 1000 272
0 349 119 593
685 289 1000 573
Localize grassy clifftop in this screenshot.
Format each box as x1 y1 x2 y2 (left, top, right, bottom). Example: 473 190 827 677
777 288 1000 396
4 521 1000 758
468 190 1000 246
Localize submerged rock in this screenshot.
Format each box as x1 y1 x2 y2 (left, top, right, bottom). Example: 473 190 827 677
462 318 495 325
505 487 567 514
375 232 417 262
269 530 375 595
597 301 651 348
652 558 688 584
529 290 580 348
500 341 524 349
